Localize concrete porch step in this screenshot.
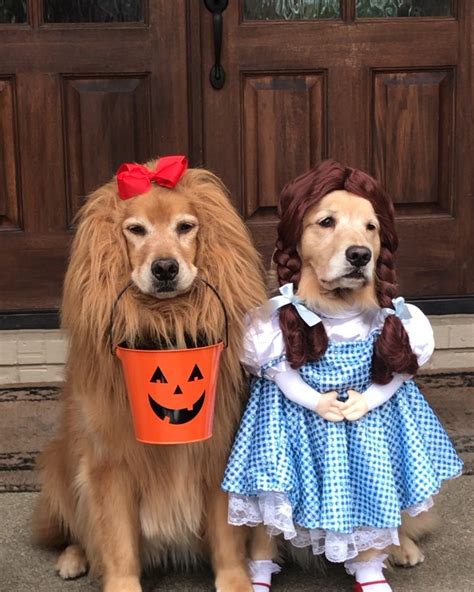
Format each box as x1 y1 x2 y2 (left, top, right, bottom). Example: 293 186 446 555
0 374 473 590
1 477 473 591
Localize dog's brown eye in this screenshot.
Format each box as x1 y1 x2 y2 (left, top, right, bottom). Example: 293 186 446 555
127 224 146 236
319 217 335 228
367 223 377 231
177 222 195 234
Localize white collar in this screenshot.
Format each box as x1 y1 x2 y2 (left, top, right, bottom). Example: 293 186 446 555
307 303 382 322
315 307 364 321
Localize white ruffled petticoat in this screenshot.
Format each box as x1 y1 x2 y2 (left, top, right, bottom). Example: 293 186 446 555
228 492 434 563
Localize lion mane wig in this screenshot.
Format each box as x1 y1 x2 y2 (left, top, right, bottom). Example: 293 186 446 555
33 164 267 583
273 159 419 385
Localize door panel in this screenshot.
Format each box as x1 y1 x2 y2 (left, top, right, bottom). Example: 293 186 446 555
242 73 326 219
63 75 152 223
0 1 189 311
372 69 454 213
200 1 473 299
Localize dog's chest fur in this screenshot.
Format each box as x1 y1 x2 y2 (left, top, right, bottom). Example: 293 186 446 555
136 447 207 565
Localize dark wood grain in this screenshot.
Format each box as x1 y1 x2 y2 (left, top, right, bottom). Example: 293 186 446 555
242 73 326 241
16 72 66 233
372 69 454 212
200 2 473 299
0 1 189 311
63 75 152 224
459 0 474 294
0 77 22 230
149 1 190 158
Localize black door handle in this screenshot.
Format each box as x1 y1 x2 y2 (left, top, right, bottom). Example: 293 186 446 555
204 0 228 90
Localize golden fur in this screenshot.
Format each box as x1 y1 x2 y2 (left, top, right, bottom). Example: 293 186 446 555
33 165 267 592
298 190 381 315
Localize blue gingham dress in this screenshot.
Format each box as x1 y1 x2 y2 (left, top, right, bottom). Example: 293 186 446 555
222 332 463 562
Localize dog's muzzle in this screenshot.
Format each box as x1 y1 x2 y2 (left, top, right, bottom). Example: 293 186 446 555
151 258 179 292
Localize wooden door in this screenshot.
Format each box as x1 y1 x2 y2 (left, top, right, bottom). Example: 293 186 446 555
200 0 473 304
0 0 189 313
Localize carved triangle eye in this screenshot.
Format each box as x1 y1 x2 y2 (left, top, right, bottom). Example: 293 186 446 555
188 364 203 381
150 366 168 384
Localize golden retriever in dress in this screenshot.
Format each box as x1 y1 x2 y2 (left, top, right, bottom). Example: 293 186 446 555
298 190 436 566
32 163 267 592
260 188 437 568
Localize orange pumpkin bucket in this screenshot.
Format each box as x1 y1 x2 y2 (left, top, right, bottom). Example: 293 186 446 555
110 281 227 445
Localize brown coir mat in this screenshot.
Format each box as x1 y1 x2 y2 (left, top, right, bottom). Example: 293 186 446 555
1 374 473 493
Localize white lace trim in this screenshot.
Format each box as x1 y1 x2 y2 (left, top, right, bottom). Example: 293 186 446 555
228 492 433 563
404 496 434 516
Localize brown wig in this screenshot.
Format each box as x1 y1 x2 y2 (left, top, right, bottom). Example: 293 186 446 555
273 159 419 384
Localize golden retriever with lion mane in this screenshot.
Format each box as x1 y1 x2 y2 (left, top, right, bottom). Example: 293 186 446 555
33 160 267 592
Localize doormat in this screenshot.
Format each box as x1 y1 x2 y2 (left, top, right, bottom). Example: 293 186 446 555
1 374 473 493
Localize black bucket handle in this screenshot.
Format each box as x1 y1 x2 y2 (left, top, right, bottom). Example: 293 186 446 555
108 278 229 355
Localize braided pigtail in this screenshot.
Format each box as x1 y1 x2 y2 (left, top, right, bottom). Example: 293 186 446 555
372 245 419 384
273 191 330 368
274 240 301 287
278 304 329 369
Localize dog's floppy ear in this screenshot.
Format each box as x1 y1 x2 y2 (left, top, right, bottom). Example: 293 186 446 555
62 180 129 351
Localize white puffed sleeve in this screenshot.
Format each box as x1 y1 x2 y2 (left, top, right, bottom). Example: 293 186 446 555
402 304 435 367
374 303 434 367
240 311 292 378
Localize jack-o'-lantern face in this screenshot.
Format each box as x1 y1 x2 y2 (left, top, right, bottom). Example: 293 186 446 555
117 342 224 443
148 363 206 425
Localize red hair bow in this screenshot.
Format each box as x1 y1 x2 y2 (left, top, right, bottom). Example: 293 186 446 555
116 155 188 200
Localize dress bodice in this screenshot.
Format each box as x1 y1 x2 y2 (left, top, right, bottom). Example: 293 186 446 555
263 335 377 396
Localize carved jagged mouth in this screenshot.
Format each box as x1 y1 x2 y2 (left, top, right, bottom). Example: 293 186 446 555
148 392 205 425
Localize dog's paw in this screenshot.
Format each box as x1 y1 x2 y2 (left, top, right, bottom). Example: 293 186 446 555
391 536 425 567
215 566 253 592
55 544 88 579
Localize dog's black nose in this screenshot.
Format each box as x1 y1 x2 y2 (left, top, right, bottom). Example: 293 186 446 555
345 246 372 268
151 258 179 281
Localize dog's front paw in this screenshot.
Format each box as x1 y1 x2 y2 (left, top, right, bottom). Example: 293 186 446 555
215 566 253 592
55 544 88 579
103 576 142 592
391 536 425 567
